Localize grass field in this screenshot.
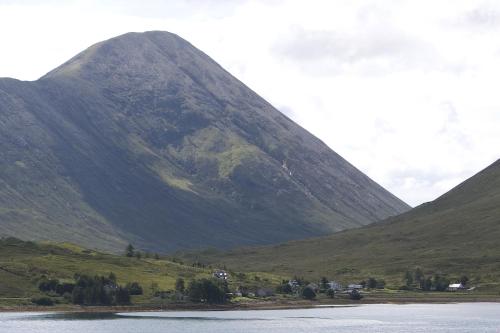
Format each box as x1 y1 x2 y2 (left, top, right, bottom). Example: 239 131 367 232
0 237 281 307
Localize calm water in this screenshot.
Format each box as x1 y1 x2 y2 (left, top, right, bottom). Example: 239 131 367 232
1 303 500 332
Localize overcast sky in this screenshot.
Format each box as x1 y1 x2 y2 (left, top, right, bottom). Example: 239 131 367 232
1 0 499 206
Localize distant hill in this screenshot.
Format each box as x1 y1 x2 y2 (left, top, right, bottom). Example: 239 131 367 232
0 31 409 252
186 159 500 288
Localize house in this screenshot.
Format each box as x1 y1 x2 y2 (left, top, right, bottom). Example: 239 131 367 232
307 283 320 293
347 284 363 290
288 280 300 288
447 283 465 291
327 281 343 291
213 269 229 280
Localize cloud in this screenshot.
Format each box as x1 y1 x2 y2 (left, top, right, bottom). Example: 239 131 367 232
461 5 500 28
95 0 250 20
271 25 447 76
438 102 473 149
277 105 298 120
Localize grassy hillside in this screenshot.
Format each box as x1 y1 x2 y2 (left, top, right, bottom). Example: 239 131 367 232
182 159 500 290
0 31 408 253
0 237 280 307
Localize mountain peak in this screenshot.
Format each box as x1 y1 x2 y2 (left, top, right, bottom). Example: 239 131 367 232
1 32 409 252
43 31 195 81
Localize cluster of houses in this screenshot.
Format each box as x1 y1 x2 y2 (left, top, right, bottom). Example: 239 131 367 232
212 270 472 297
213 270 229 280
288 279 362 293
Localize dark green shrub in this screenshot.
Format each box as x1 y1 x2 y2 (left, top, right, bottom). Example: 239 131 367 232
71 274 127 305
55 283 75 295
188 278 226 304
175 278 185 293
126 282 143 295
349 289 363 300
38 279 59 293
31 297 54 306
302 286 316 300
276 281 293 294
115 287 131 305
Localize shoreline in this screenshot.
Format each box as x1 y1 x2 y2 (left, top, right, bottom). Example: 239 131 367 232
2 296 500 313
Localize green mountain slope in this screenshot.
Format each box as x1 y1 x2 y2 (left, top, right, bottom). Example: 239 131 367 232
186 159 500 287
0 31 409 252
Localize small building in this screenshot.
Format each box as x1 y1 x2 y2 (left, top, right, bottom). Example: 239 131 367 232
347 284 363 290
327 281 343 291
447 283 465 291
213 269 229 280
288 280 300 288
307 283 320 293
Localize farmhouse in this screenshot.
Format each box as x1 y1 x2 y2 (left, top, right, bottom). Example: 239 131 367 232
347 284 363 290
213 269 229 280
447 283 465 291
327 281 343 291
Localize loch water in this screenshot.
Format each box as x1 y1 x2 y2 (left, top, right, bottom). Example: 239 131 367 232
1 303 500 332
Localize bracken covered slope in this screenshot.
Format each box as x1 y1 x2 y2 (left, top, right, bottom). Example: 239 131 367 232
0 31 409 252
187 159 500 286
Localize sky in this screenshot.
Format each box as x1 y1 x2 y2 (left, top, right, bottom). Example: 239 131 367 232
1 0 499 207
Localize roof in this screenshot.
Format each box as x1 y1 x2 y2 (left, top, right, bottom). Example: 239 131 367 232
449 283 463 288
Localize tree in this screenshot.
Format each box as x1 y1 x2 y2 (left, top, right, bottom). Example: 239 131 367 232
404 270 414 288
376 279 386 289
125 244 135 257
70 274 129 306
367 277 377 289
277 282 293 294
349 289 363 300
432 274 450 292
154 253 160 260
301 286 316 300
188 279 226 304
38 278 60 293
326 288 335 298
126 282 143 295
115 286 131 305
320 277 329 291
460 275 469 286
55 282 75 295
31 296 54 306
414 267 424 287
175 278 185 294
135 251 142 260
422 277 432 291
108 272 117 283
150 282 159 295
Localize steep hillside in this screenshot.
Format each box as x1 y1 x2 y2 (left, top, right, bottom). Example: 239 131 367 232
186 159 500 286
0 31 409 252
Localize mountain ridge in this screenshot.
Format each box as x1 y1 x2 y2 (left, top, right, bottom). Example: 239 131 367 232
184 158 500 285
0 31 409 252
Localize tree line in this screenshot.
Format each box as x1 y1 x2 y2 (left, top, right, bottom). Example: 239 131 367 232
402 268 469 291
36 273 143 306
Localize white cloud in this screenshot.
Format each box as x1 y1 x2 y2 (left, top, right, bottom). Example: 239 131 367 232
0 0 499 207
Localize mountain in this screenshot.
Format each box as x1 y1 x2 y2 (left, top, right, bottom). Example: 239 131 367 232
186 159 500 287
0 31 409 253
